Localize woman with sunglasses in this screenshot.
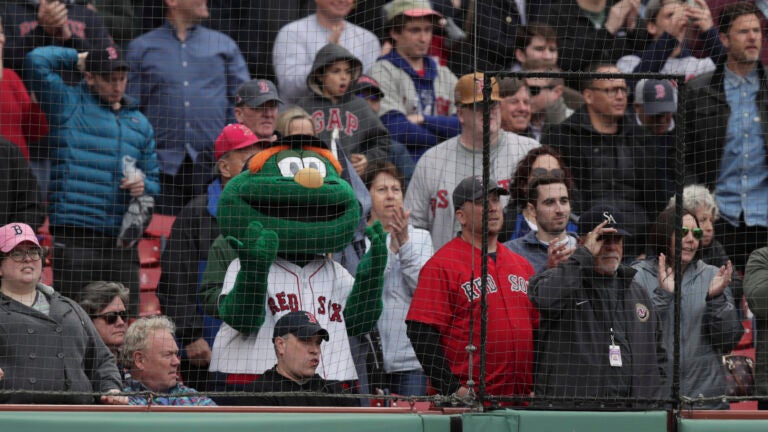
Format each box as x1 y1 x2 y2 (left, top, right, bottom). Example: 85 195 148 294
79 281 130 372
0 222 125 404
632 208 743 409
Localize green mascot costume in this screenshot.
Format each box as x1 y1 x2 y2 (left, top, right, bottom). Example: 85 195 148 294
206 134 387 383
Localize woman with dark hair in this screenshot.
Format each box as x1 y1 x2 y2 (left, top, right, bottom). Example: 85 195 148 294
500 145 578 241
632 207 743 409
79 281 130 364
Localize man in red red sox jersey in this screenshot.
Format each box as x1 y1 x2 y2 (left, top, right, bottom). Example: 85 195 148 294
406 175 539 406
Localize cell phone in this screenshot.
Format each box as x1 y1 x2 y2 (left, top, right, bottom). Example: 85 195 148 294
687 0 702 22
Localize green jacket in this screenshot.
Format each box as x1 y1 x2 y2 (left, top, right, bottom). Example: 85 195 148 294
745 247 768 398
200 235 236 319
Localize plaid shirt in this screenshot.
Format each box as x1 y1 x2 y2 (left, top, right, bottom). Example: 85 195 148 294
124 379 216 406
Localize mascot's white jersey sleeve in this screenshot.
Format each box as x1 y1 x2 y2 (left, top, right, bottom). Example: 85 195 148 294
210 256 359 381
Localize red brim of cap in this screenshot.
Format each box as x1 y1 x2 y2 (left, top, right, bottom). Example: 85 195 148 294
215 138 260 160
403 9 443 18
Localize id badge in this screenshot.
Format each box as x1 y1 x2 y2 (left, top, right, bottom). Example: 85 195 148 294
609 344 622 367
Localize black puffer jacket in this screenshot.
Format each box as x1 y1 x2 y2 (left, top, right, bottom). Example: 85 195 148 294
0 137 45 229
543 108 666 255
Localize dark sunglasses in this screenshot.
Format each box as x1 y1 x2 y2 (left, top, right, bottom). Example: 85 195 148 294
528 85 556 97
588 86 628 97
530 167 565 179
92 311 127 325
681 227 704 240
3 247 44 262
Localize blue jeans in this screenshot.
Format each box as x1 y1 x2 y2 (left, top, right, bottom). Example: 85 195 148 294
387 370 427 396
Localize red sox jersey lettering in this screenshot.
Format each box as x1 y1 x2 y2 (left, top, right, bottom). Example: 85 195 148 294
460 276 499 302
508 275 529 294
316 296 344 322
268 293 344 322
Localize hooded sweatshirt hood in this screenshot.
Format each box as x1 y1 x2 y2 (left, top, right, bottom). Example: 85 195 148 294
307 44 363 98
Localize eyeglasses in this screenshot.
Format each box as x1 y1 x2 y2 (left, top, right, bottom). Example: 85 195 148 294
3 247 44 262
530 167 565 179
92 311 127 325
681 227 704 240
528 85 556 97
588 86 628 97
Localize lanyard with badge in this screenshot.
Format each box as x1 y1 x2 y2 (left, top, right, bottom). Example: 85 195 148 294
609 327 622 367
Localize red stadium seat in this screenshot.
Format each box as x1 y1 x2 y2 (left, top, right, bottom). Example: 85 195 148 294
41 266 53 286
139 265 162 292
139 291 162 317
145 214 176 239
138 237 162 267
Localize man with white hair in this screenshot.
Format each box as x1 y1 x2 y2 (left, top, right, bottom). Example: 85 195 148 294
123 316 216 406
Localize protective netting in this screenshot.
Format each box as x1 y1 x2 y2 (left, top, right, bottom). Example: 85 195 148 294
0 0 766 412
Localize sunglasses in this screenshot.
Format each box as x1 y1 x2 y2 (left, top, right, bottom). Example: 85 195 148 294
681 227 704 240
4 247 44 262
530 167 565 179
528 85 556 97
92 311 127 325
588 86 628 97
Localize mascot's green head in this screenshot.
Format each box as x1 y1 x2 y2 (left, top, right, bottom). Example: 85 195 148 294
217 135 360 255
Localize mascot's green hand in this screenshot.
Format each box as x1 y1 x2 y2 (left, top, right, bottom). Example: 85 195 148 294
345 220 387 336
218 220 279 333
239 220 279 266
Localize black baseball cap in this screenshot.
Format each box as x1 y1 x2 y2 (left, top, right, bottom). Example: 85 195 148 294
235 79 283 108
352 75 384 98
86 45 128 75
452 175 509 210
577 204 632 237
273 311 329 341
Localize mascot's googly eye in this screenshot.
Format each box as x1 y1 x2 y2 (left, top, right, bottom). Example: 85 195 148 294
301 157 327 177
277 156 328 178
277 157 304 177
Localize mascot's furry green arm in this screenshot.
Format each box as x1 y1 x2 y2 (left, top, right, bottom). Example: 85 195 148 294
215 135 387 335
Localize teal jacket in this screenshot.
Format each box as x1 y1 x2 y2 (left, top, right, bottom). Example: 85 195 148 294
25 46 159 235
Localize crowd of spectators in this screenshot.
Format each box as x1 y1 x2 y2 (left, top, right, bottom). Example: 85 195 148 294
0 0 766 410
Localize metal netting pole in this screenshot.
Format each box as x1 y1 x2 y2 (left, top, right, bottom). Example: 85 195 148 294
672 77 688 413
476 72 493 409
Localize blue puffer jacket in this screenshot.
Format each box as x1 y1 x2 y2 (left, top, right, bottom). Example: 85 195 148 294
25 46 159 236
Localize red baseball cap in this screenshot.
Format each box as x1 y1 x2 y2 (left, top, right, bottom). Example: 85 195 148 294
215 124 260 161
0 223 40 253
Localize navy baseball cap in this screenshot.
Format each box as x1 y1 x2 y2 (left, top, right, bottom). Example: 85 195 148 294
577 204 632 237
273 311 329 341
634 79 677 115
235 79 284 108
86 45 128 75
352 75 384 99
452 175 509 210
